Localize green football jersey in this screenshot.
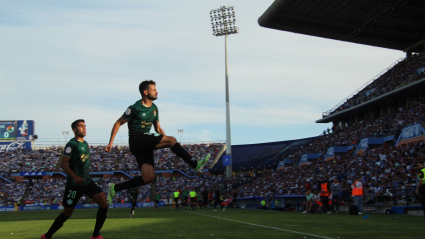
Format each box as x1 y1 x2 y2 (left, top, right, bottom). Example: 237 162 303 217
156 194 161 200
122 100 159 135
63 138 91 186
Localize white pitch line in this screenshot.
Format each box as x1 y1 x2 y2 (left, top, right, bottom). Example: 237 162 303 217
184 211 334 239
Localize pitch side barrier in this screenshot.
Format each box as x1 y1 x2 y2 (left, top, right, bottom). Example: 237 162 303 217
0 202 165 212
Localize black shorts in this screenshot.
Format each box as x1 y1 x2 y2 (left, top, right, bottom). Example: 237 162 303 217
174 197 179 203
129 132 164 168
155 200 159 203
190 197 196 202
62 181 103 208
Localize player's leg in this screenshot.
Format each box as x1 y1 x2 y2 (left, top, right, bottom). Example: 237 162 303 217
203 199 208 210
42 207 74 239
175 198 179 209
419 185 425 219
89 187 108 239
43 185 82 239
155 136 210 171
108 134 159 203
131 198 136 215
109 153 155 204
112 163 153 192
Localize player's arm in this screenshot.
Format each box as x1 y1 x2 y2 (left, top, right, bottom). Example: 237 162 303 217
61 156 84 185
153 121 166 136
105 116 127 152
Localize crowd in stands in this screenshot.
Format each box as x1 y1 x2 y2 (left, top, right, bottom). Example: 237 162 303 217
0 181 27 207
1 136 423 208
228 139 423 211
332 52 425 115
0 142 223 206
0 143 224 180
293 99 425 161
0 148 59 179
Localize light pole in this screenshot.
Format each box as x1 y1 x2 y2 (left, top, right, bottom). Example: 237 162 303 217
62 131 69 144
177 129 184 143
210 6 238 179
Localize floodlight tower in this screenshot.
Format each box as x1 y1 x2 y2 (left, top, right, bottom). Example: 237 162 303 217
210 6 238 179
62 131 69 144
177 129 184 143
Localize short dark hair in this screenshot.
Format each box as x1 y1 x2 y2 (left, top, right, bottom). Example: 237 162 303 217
139 80 156 96
71 119 85 130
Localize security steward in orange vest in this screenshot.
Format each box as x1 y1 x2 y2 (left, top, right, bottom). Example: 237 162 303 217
318 177 331 214
351 175 364 215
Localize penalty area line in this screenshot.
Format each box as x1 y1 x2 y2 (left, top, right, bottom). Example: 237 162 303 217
184 211 334 239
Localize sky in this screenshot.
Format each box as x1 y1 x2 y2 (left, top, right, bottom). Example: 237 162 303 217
1 0 405 146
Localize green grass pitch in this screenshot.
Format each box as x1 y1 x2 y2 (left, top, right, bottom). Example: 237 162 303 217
0 207 422 239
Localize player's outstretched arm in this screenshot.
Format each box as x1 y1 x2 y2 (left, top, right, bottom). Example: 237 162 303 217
105 117 127 152
61 156 84 185
153 121 166 136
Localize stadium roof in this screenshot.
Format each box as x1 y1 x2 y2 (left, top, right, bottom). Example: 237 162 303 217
258 0 425 52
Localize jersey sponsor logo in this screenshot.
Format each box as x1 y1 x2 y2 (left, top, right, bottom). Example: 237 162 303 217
81 147 84 150
65 147 72 153
125 108 131 115
67 199 73 205
80 154 89 162
141 121 153 129
142 113 146 116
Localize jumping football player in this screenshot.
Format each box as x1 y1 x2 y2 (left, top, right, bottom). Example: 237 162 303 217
41 120 108 239
104 80 210 204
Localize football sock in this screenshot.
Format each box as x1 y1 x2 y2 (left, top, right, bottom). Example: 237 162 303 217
93 207 108 237
171 143 197 168
115 176 145 192
45 213 69 238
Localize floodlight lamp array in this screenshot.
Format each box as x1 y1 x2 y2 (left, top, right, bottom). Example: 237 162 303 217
210 6 238 37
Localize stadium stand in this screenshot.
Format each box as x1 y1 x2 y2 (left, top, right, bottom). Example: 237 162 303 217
210 137 318 172
329 53 425 116
0 143 225 206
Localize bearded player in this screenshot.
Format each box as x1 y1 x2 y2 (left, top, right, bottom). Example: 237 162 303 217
41 120 108 239
104 80 210 204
